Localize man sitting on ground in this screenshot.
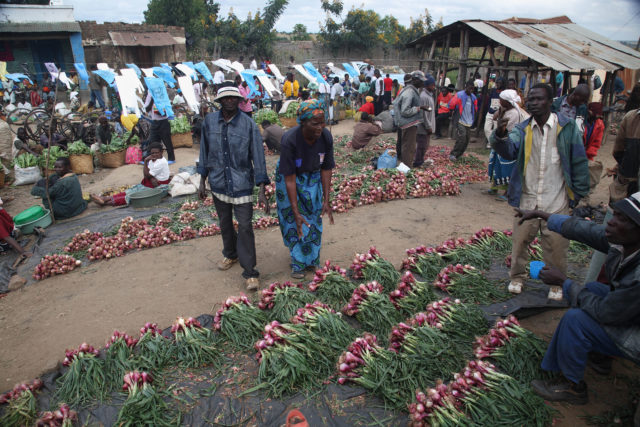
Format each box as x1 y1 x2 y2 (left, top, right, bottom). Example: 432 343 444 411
351 112 382 150
261 120 284 152
515 192 640 407
31 157 87 219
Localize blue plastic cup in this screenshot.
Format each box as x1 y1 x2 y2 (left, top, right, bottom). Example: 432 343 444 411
529 260 545 279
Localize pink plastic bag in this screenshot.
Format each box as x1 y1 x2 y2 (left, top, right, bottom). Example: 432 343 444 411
125 146 142 164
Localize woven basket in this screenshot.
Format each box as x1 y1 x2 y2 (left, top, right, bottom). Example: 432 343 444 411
69 154 94 175
280 117 298 128
171 132 193 148
98 149 126 168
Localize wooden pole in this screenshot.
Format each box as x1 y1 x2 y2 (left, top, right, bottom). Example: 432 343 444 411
44 78 59 225
426 39 436 75
473 45 487 78
457 28 469 89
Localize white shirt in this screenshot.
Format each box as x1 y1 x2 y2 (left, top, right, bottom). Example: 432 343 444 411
375 78 384 96
17 102 32 111
213 70 225 84
330 83 343 100
365 68 375 78
445 77 451 86
520 113 568 213
250 60 258 70
474 78 484 89
148 157 170 181
172 94 185 105
193 83 203 103
318 82 331 94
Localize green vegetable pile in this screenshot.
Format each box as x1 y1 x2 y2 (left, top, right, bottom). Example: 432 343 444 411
12 153 39 169
99 137 128 154
38 146 68 169
281 101 300 119
66 140 92 156
253 108 282 126
170 116 191 134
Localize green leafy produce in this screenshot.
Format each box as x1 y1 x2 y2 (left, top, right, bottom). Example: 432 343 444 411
66 140 91 156
254 108 282 126
282 101 300 118
123 131 139 145
12 153 39 168
170 116 191 134
99 138 127 154
38 146 68 169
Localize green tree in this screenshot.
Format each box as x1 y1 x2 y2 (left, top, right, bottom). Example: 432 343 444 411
318 0 344 53
342 8 381 51
379 15 407 50
403 8 435 45
291 23 310 41
144 0 219 45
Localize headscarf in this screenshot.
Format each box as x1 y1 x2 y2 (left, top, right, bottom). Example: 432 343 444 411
365 95 374 103
499 89 520 108
297 99 324 124
588 102 603 118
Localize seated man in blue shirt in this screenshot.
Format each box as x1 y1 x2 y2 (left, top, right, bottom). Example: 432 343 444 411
514 192 640 405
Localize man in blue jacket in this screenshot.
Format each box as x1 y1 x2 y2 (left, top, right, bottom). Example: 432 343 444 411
492 83 589 295
514 191 640 405
198 83 270 290
448 80 478 161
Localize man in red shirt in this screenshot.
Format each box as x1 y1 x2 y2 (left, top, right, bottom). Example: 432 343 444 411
358 96 375 115
434 85 454 138
383 74 393 107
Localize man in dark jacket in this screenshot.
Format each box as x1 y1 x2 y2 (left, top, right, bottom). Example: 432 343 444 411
514 191 640 405
551 83 589 129
198 83 270 290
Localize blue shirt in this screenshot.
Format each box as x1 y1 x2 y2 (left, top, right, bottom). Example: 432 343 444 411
197 111 270 198
460 97 474 126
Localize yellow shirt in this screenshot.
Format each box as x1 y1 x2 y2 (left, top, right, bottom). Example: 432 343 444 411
283 80 299 98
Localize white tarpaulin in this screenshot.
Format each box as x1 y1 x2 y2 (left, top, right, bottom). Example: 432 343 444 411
256 74 281 98
293 64 315 84
176 64 197 80
57 71 72 89
44 62 59 81
141 68 155 77
212 59 234 72
177 76 199 114
230 61 245 73
97 63 113 72
268 64 285 83
115 75 142 117
120 68 144 92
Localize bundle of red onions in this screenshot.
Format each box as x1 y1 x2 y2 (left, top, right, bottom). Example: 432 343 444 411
0 378 43 404
35 403 77 427
474 315 521 359
118 217 149 238
155 216 172 227
336 333 379 384
434 264 475 292
171 316 221 368
254 320 293 362
257 281 304 310
179 211 196 224
408 380 462 426
349 246 382 280
136 322 171 371
122 370 153 392
179 226 198 240
86 235 131 261
139 322 163 337
180 200 199 211
388 271 434 312
342 281 384 316
131 226 179 249
64 229 102 253
198 223 221 236
33 254 81 280
170 316 202 334
63 342 99 366
105 330 138 349
117 370 177 426
202 197 214 207
290 301 334 324
528 237 543 260
212 295 252 330
332 174 366 213
308 260 347 292
253 216 279 229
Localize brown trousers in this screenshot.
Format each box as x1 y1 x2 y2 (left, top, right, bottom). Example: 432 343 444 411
510 208 569 282
400 126 417 167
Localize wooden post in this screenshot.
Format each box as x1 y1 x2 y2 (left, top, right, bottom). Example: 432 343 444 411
488 44 499 67
426 39 436 75
442 33 451 86
473 45 487 78
457 28 469 89
600 71 613 146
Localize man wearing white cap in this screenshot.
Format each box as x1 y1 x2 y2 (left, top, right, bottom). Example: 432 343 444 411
197 82 270 290
514 191 640 407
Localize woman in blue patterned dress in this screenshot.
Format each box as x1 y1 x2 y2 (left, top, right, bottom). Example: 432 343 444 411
276 100 335 279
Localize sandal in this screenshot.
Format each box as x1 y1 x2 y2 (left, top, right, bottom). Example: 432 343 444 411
291 269 305 279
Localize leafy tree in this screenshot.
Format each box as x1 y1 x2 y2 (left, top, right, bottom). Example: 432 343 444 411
379 15 407 50
144 0 219 44
291 23 310 41
318 0 344 53
342 8 381 51
403 9 435 45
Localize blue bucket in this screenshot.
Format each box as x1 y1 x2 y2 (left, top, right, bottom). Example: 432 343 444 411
529 260 546 279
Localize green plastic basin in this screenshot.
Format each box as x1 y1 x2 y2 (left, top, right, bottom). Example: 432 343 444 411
14 206 46 226
16 209 52 234
128 188 166 208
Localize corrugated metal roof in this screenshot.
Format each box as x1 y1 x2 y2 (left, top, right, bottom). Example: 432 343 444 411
109 31 178 47
0 22 81 33
408 18 640 72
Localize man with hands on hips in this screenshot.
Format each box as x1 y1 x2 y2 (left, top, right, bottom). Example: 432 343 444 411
513 192 640 407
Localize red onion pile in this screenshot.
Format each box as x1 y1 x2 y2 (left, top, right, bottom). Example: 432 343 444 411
0 378 43 404
349 246 382 279
257 281 304 310
179 212 196 224
336 333 379 384
212 295 252 330
170 316 202 334
198 223 221 236
155 216 172 227
105 330 138 350
401 245 438 270
118 217 149 238
473 315 521 359
254 320 293 361
388 271 420 307
290 301 334 324
35 403 77 427
434 264 476 292
203 197 214 207
33 254 82 280
308 260 347 292
180 201 199 211
122 370 153 392
131 226 179 249
63 342 99 366
253 216 279 229
342 281 384 316
139 322 163 337
87 235 131 261
64 229 102 253
408 380 457 426
332 174 366 213
179 226 197 240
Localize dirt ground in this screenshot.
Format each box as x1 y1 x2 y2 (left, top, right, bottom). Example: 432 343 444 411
0 120 636 425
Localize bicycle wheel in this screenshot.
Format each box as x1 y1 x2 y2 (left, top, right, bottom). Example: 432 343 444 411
23 108 51 143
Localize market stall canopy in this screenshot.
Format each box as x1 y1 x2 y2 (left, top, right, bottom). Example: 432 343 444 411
407 16 640 72
109 31 178 47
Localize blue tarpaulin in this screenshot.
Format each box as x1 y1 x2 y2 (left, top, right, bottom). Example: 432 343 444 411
74 63 89 83
194 62 213 83
342 63 359 79
5 73 33 84
160 63 172 72
152 67 176 88
239 70 261 98
126 63 142 78
144 77 174 119
93 70 116 88
303 62 328 85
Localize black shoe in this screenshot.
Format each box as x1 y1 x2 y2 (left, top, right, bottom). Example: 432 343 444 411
531 377 588 405
587 352 613 375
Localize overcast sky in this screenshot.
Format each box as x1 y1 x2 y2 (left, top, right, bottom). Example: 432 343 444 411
66 0 640 42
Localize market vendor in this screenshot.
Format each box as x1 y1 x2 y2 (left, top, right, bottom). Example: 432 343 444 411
12 127 43 158
30 157 87 219
90 143 170 207
0 197 32 258
514 192 640 405
276 99 335 279
358 96 375 116
95 115 113 146
39 121 67 148
351 112 382 150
